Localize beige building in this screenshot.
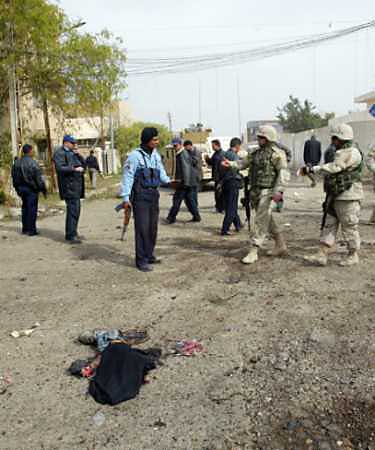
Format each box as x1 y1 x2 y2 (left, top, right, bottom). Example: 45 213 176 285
15 97 133 174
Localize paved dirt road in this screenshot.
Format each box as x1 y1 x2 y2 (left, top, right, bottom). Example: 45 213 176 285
1 180 375 450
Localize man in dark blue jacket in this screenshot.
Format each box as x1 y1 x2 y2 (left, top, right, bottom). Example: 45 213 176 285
205 139 225 212
12 144 47 236
53 135 85 244
303 135 322 187
220 138 243 235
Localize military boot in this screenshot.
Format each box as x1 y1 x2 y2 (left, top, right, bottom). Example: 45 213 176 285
303 245 330 266
267 233 288 257
241 248 258 265
339 250 359 267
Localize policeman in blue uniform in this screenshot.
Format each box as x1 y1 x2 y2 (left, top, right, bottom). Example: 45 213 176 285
121 127 170 272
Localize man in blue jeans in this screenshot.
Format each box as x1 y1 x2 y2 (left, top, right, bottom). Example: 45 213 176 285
12 144 47 236
53 135 85 244
219 138 243 235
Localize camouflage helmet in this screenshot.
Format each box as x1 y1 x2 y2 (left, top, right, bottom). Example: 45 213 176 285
257 125 278 143
330 123 354 141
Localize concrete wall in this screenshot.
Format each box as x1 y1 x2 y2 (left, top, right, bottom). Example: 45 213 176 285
280 120 375 168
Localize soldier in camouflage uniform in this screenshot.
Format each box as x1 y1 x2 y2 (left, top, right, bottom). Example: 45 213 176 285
365 143 375 224
302 124 363 267
222 125 289 264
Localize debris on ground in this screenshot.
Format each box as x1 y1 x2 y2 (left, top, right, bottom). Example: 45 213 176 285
0 371 13 394
171 340 204 356
92 411 106 427
68 354 102 379
10 322 40 339
78 328 149 352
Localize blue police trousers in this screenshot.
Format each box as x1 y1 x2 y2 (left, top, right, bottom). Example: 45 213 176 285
65 198 81 240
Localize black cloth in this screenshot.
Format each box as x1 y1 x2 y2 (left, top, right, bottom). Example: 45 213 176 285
221 179 241 234
133 189 159 268
167 186 200 222
65 198 81 240
303 137 322 166
53 146 85 200
19 185 39 234
85 155 100 171
141 127 158 146
89 343 159 405
206 149 225 182
11 155 46 195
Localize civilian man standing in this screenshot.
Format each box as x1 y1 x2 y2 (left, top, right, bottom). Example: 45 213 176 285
11 144 47 236
85 150 101 189
184 139 202 208
220 138 243 235
205 139 225 212
53 135 85 244
303 134 322 187
121 127 170 272
165 138 201 224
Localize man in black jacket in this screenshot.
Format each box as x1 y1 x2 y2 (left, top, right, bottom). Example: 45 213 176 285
53 135 85 244
220 137 243 235
205 139 225 212
165 138 201 224
303 135 322 187
86 150 101 189
12 144 47 236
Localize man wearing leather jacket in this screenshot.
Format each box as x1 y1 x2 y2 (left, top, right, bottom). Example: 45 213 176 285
12 144 47 236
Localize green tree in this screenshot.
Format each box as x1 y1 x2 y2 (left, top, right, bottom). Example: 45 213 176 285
277 95 334 133
0 0 127 190
65 30 127 148
115 122 172 162
1 0 74 188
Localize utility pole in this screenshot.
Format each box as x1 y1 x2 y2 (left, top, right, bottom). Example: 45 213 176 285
167 111 173 132
198 78 202 125
236 71 242 139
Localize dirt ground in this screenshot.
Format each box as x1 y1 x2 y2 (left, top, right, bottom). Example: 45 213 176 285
1 178 375 450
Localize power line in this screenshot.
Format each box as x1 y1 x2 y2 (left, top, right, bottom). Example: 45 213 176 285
126 20 375 77
117 19 366 33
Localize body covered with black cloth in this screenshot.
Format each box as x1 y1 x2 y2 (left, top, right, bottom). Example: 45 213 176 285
89 343 160 405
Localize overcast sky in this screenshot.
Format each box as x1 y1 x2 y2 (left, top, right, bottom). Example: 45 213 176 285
56 0 375 136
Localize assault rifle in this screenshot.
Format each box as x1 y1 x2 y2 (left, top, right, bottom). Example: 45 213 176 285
243 175 251 232
115 202 132 241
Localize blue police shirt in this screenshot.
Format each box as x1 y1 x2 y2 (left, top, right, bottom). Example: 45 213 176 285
121 148 170 202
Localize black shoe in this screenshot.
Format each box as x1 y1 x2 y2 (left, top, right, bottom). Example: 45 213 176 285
67 238 82 245
190 216 201 223
149 257 161 264
164 218 175 225
137 264 153 272
28 231 40 236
